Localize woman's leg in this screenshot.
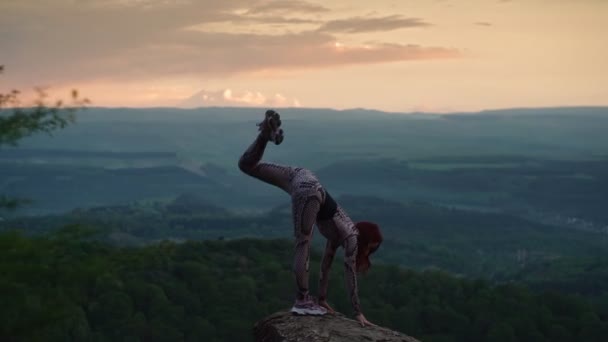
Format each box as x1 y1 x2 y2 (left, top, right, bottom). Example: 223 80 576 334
238 132 295 192
292 191 322 301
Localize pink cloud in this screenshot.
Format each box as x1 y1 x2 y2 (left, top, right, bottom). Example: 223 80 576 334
0 0 461 86
181 88 301 108
319 15 431 33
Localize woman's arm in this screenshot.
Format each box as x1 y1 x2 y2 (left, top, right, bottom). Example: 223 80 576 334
344 235 375 326
343 234 362 316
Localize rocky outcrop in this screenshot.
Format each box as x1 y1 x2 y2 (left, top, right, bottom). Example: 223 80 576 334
254 311 421 342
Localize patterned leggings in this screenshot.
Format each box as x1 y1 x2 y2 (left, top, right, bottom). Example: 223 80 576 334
238 132 322 300
291 188 325 300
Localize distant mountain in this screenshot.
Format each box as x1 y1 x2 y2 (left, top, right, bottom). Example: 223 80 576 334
11 106 608 166
3 106 608 216
167 193 229 215
473 106 608 117
0 164 224 215
3 194 606 282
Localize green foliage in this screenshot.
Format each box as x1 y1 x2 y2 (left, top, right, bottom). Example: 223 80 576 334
4 194 607 289
0 66 89 147
0 231 607 342
0 195 31 210
0 65 88 211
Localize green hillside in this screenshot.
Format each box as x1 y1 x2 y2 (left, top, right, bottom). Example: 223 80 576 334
1 231 607 342
3 195 606 286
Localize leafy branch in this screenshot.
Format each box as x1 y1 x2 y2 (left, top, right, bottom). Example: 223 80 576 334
0 65 89 210
0 65 90 147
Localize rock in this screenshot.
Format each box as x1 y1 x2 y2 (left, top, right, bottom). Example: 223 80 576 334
253 311 421 342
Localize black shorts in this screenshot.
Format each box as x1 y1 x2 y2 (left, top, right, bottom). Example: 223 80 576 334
317 190 338 221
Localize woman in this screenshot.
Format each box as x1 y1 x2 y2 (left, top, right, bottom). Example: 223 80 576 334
238 109 383 327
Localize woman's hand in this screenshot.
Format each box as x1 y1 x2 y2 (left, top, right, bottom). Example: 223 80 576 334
318 299 335 314
355 313 375 327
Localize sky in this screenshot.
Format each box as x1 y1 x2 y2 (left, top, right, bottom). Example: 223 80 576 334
0 0 606 112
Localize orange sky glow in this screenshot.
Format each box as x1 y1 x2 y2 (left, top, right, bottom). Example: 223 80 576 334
1 0 606 112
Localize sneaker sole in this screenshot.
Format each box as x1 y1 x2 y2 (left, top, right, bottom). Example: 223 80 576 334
290 307 327 316
273 129 284 145
261 110 284 145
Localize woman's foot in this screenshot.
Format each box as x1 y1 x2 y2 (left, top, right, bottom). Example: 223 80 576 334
290 296 327 316
258 109 284 145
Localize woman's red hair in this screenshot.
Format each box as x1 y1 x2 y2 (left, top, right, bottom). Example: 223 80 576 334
355 221 383 273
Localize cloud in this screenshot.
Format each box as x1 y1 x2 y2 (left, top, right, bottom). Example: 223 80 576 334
318 15 431 33
76 31 460 81
181 88 301 108
231 15 320 25
186 13 321 31
0 0 459 87
246 1 329 15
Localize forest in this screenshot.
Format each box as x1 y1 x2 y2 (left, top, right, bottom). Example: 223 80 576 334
3 193 607 289
1 230 607 342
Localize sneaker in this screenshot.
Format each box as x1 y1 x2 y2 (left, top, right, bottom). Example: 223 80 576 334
271 128 284 145
257 109 284 145
290 296 327 316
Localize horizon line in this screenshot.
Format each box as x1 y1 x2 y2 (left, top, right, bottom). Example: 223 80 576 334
66 104 608 116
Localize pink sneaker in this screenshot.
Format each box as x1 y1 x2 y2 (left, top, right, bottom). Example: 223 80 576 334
290 296 327 316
